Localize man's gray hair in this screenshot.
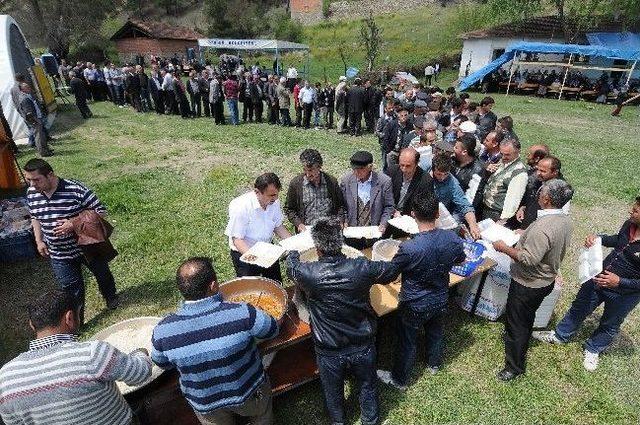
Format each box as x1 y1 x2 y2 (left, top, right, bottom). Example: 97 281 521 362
500 135 521 150
68 71 76 78
311 217 343 256
541 178 574 208
300 148 323 167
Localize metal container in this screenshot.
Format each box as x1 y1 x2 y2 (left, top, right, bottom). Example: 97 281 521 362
218 276 289 326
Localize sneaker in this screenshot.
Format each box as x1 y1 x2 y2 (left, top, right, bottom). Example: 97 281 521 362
426 365 440 375
583 350 599 371
376 369 407 391
106 296 120 310
532 330 564 344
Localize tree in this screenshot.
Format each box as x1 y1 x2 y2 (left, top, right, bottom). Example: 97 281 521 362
11 0 116 58
359 11 383 72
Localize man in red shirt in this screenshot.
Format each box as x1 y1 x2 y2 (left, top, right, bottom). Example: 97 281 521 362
223 75 240 125
293 80 303 127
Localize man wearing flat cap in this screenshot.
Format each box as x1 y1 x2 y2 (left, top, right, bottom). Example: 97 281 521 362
340 151 394 248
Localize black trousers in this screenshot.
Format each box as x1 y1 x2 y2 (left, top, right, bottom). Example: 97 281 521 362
76 99 92 118
253 101 263 122
165 90 176 115
229 250 282 282
295 105 303 127
189 93 202 116
504 279 554 375
211 101 225 124
154 91 165 114
302 102 313 128
202 95 211 117
242 100 254 122
349 111 363 135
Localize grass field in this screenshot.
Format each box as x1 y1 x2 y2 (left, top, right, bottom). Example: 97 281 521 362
1 95 639 424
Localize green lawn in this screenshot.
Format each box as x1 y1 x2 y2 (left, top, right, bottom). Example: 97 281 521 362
1 95 639 424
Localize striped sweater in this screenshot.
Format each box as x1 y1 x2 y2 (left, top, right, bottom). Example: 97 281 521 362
0 334 152 425
151 294 278 414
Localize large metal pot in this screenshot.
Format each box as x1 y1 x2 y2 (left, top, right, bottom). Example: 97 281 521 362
218 276 289 327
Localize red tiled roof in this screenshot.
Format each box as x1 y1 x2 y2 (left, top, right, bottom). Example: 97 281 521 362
459 16 631 42
111 19 203 41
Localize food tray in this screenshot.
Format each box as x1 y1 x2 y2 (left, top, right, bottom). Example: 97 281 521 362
90 316 163 395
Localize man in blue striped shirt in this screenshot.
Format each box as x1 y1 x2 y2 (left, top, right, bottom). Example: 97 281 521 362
151 257 278 424
24 159 119 320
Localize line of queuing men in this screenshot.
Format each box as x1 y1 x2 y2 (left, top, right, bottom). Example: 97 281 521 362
2 100 639 424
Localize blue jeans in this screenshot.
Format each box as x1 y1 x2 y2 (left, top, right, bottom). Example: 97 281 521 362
392 304 445 386
316 344 378 425
227 99 239 125
50 256 118 320
555 279 640 354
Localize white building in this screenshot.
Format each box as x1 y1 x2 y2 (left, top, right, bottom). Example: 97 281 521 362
458 16 640 81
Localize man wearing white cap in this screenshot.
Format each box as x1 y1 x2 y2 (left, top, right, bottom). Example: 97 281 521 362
335 76 348 133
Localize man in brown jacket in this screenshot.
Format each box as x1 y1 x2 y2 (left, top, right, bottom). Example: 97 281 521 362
492 178 574 381
284 149 345 233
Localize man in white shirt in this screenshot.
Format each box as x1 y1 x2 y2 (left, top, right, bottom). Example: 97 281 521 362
225 172 292 281
298 81 316 129
424 65 435 86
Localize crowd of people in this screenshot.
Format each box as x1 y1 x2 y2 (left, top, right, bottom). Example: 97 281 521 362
2 60 639 425
481 67 639 107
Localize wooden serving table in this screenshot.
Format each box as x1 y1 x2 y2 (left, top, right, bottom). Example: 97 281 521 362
126 250 497 423
126 286 317 424
362 247 498 317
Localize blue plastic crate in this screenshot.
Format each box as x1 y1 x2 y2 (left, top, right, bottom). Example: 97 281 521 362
451 240 486 277
0 228 37 263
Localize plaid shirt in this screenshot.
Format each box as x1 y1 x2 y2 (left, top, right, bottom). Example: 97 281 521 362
302 175 331 226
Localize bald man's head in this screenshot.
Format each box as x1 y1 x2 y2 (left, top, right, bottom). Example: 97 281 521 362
399 148 420 180
176 257 218 301
527 144 550 167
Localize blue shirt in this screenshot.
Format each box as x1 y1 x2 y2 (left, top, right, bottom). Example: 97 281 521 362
357 173 373 205
391 229 465 310
433 174 474 217
600 220 640 293
151 294 278 413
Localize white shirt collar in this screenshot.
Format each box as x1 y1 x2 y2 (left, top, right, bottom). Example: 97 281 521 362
249 191 263 210
537 208 566 218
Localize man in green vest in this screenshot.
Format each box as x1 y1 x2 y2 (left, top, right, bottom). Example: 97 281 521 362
481 136 528 222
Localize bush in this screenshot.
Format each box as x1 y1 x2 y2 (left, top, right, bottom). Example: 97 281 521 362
265 7 304 42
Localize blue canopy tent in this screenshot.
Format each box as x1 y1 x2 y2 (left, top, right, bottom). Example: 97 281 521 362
458 41 640 93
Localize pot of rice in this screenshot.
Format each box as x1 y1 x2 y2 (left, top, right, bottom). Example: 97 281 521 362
219 276 288 325
90 316 164 395
293 245 365 323
219 277 289 369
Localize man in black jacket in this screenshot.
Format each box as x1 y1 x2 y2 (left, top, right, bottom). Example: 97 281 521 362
68 71 92 119
387 148 434 217
347 78 366 136
286 218 396 425
381 108 412 171
284 149 345 233
124 67 141 112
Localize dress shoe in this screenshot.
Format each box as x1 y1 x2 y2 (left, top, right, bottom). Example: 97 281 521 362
496 368 520 382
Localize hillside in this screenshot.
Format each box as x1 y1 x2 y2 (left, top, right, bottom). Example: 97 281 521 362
244 1 496 82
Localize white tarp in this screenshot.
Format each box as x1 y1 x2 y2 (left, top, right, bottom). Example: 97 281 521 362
198 38 309 52
0 15 31 144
